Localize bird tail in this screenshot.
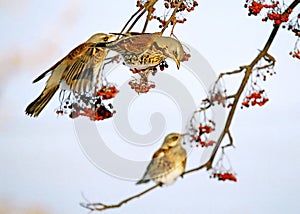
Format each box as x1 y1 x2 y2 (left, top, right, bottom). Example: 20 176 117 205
25 85 59 117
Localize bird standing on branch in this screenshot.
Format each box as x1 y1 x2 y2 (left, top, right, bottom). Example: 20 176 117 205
97 33 185 70
136 133 187 185
25 33 115 117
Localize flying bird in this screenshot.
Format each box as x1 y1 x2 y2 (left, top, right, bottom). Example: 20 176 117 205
97 33 184 70
136 133 187 185
25 33 115 117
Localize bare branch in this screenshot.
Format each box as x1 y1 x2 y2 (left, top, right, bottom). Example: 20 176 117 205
217 67 246 82
81 184 160 212
222 130 234 150
127 10 147 33
120 9 142 35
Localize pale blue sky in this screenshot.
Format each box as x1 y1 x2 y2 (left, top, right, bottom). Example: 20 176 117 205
0 1 300 213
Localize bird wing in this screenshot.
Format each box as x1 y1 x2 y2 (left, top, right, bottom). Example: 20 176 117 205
63 43 107 93
136 148 167 184
32 42 90 84
106 34 157 55
147 148 174 179
152 148 166 159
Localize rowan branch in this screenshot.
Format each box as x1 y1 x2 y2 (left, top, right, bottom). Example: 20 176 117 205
206 0 300 169
80 0 300 212
217 67 246 82
81 184 160 211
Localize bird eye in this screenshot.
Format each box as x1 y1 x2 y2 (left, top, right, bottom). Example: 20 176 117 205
103 36 109 42
172 136 179 141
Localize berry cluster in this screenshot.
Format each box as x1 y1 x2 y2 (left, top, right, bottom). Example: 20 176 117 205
128 60 172 94
163 0 198 12
247 1 264 15
193 120 216 148
140 0 198 28
70 103 114 121
208 79 229 108
56 85 118 121
210 152 237 182
254 67 276 83
129 77 155 93
94 85 119 100
211 172 237 182
182 52 191 62
242 89 269 108
209 89 227 107
290 49 300 59
245 0 292 26
130 60 169 75
241 54 275 108
246 1 279 16
264 11 290 25
154 16 187 28
286 14 300 37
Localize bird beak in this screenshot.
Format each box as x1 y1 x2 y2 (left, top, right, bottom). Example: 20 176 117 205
170 55 181 69
175 59 180 69
181 133 189 137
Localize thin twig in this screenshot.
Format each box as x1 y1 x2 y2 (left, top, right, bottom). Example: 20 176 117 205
161 0 185 34
120 9 142 35
127 9 147 33
226 95 236 100
142 0 159 33
182 162 207 176
217 67 245 82
221 130 234 150
81 184 160 211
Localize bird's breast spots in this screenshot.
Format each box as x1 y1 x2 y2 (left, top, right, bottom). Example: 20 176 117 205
138 54 150 64
124 54 138 64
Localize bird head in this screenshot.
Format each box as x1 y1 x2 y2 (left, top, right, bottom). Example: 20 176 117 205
161 133 186 149
86 33 115 43
156 37 184 69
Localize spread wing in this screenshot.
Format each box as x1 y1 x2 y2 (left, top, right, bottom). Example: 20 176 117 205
62 43 108 93
33 42 107 94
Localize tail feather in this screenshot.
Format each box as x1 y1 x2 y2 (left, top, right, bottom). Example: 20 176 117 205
25 85 59 117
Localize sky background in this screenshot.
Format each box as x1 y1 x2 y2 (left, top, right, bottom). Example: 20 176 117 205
1 0 300 213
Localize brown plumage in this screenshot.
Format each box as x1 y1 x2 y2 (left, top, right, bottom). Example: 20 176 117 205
97 33 184 70
25 33 115 117
136 133 187 185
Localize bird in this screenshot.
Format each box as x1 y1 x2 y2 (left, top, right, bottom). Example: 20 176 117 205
25 33 115 117
136 133 187 185
96 32 184 70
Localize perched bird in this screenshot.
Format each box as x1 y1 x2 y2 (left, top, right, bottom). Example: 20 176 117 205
97 33 184 70
136 133 187 185
25 33 115 117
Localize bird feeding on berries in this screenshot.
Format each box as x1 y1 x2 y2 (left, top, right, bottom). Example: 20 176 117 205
136 133 187 185
96 32 185 70
25 33 115 117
